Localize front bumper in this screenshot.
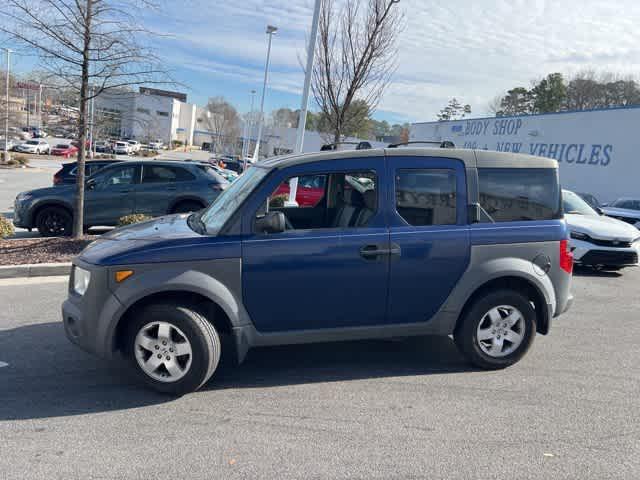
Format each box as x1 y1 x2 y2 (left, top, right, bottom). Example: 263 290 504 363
62 262 123 358
12 198 32 228
571 239 639 267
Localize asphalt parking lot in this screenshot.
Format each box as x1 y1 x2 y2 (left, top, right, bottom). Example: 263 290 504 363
0 269 638 479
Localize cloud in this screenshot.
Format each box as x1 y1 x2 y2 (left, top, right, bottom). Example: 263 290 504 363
148 0 640 121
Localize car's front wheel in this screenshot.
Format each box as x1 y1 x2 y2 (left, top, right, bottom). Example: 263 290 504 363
36 206 73 237
126 303 221 395
454 290 536 370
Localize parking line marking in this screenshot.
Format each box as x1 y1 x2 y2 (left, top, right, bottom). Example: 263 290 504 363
0 361 9 369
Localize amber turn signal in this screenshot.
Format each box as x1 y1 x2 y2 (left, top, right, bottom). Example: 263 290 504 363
115 270 134 283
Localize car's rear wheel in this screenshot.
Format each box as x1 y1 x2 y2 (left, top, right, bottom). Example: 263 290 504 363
36 206 72 237
454 290 536 370
171 201 204 214
126 303 221 395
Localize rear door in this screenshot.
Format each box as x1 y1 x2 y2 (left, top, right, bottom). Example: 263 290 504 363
136 165 197 216
386 156 470 324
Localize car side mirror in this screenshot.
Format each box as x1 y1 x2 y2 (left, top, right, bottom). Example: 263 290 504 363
595 207 604 215
255 211 285 234
86 178 96 190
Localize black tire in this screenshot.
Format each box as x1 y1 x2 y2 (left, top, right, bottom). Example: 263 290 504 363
171 201 204 214
125 302 221 395
36 206 73 237
454 289 536 370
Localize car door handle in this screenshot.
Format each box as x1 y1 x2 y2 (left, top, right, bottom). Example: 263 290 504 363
360 244 401 259
118 189 132 193
167 186 177 191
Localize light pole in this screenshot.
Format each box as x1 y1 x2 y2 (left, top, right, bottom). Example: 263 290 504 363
288 0 322 206
241 89 256 160
3 48 11 162
252 25 277 162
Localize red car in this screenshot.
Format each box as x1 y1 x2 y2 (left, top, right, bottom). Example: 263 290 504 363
51 143 79 158
274 175 326 207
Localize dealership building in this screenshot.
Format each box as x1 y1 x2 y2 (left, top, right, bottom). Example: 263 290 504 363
95 87 217 147
411 106 640 202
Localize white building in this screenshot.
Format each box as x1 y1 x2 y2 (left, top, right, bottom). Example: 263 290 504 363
95 88 209 147
411 106 640 203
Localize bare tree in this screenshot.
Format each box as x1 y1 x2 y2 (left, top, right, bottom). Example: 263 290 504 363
311 0 403 143
0 0 171 237
205 97 241 154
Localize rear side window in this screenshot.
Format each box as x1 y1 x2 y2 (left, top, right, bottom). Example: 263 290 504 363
478 168 561 222
142 166 195 183
395 169 457 226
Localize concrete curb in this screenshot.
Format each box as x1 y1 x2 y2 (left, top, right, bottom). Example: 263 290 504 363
0 262 72 279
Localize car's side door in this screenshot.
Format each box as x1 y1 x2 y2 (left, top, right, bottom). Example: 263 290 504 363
136 165 196 216
84 164 139 225
386 156 470 324
241 157 391 333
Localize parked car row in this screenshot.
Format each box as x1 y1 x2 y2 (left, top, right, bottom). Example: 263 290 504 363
14 160 230 236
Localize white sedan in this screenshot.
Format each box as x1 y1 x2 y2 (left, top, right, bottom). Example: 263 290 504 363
564 190 640 270
15 139 51 155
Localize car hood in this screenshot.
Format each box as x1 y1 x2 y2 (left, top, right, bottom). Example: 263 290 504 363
566 213 640 241
78 214 243 266
101 214 197 241
602 207 640 220
22 184 75 198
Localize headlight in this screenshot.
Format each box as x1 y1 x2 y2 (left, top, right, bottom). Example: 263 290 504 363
73 266 91 296
16 192 33 202
570 231 589 241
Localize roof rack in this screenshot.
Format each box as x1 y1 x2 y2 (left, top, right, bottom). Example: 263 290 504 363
387 140 455 149
320 141 373 151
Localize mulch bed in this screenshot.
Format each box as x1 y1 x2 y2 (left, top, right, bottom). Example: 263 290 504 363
0 237 96 266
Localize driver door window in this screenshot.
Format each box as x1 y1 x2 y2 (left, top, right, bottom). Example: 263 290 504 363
260 171 377 232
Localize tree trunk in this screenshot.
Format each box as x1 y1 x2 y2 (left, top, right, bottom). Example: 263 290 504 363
73 0 92 238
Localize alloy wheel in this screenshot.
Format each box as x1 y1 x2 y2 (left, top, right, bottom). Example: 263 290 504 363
476 305 525 358
134 321 193 383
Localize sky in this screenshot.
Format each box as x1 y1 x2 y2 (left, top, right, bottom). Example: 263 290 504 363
7 0 640 124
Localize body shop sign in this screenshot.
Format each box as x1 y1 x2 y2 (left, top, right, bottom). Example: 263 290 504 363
459 118 612 166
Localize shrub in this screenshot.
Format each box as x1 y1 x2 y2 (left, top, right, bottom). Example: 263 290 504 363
172 140 184 148
0 215 14 238
14 155 29 165
6 159 18 167
118 214 153 226
269 194 289 208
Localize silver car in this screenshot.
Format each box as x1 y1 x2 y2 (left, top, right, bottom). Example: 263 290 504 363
602 198 640 227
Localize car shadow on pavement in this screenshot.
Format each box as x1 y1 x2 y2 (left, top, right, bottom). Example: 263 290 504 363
0 322 475 420
209 335 476 391
0 322 171 421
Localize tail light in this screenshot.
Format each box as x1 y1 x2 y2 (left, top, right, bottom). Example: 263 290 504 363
560 239 573 274
53 170 63 185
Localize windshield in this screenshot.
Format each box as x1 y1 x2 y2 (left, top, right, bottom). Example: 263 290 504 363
55 144 68 148
200 166 269 235
563 190 597 216
26 140 38 145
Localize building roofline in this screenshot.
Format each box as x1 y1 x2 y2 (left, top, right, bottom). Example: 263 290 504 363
412 103 640 126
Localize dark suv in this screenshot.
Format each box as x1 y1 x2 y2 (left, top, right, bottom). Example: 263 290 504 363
14 160 229 236
62 148 573 395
